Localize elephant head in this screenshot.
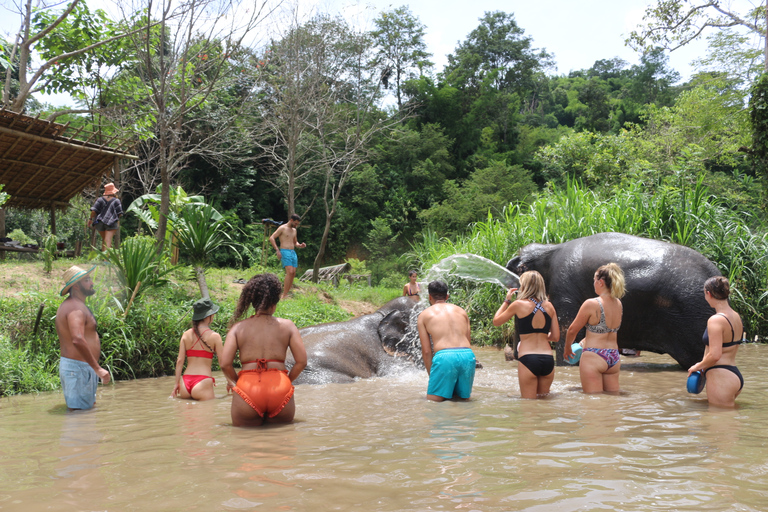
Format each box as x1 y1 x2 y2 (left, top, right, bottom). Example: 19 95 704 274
291 297 422 384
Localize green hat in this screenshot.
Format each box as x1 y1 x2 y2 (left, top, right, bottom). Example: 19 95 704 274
192 298 219 321
60 265 96 296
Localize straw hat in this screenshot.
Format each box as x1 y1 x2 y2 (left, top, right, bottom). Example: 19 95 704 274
192 298 220 321
60 265 96 296
103 183 119 196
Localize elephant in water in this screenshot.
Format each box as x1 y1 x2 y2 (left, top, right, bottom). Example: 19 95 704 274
288 297 423 384
507 233 721 369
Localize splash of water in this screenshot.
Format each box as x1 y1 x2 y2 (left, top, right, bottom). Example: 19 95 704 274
395 254 520 363
424 253 520 290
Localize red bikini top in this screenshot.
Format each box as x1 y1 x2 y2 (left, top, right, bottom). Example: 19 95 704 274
187 329 214 359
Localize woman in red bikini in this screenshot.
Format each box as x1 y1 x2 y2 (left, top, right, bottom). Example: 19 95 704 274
220 273 307 427
171 298 224 401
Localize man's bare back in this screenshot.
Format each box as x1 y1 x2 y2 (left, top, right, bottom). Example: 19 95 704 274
417 280 475 402
418 303 472 353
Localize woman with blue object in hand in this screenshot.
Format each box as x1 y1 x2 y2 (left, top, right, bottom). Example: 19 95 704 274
493 271 559 399
688 276 744 408
564 263 625 394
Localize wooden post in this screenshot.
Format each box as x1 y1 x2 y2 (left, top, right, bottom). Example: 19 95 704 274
0 207 5 261
114 156 122 248
49 203 56 236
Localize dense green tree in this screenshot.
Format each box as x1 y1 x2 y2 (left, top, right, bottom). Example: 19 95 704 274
443 11 552 95
419 160 536 234
371 5 433 111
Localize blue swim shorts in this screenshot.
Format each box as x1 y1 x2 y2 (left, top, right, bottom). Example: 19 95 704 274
59 357 98 410
280 249 298 268
427 347 476 399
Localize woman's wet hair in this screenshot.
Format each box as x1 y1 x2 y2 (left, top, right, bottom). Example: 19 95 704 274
408 270 418 278
192 319 213 351
517 271 547 302
427 280 448 300
596 262 626 299
231 273 282 324
704 276 730 300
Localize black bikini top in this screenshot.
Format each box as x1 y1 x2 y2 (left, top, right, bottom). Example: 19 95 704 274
703 313 742 347
517 299 552 335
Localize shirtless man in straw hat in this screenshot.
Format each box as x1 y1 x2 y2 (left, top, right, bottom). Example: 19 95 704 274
55 265 110 410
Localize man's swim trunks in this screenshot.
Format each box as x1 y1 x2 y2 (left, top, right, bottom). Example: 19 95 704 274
59 357 98 410
280 249 298 268
183 374 214 394
427 347 476 399
234 368 294 418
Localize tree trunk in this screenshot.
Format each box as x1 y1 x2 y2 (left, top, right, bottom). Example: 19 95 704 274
194 266 210 299
312 213 333 284
156 156 170 254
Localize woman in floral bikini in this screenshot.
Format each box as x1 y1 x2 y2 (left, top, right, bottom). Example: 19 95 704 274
564 263 626 394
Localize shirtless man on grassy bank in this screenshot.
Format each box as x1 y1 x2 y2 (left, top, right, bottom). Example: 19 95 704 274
269 214 306 299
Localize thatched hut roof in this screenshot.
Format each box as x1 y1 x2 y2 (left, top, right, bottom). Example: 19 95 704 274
0 108 137 210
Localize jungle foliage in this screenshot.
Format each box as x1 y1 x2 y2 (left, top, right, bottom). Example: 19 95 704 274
1 1 767 370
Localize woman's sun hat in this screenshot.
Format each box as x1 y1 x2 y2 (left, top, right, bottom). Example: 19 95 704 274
192 298 220 321
103 183 119 196
60 265 96 296
566 342 583 365
687 370 706 394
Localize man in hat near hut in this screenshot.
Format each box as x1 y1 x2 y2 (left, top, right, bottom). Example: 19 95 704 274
55 265 111 410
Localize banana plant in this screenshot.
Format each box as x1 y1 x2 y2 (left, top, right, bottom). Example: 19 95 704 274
171 204 241 298
126 185 208 236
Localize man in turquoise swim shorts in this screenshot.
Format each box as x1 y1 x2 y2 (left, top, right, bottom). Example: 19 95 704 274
269 214 306 299
55 265 111 410
417 280 476 402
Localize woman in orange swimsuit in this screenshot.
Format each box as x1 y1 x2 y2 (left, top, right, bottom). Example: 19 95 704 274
220 273 307 427
403 270 421 301
171 298 224 401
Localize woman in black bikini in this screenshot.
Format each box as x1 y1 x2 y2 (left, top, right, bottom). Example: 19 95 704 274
171 298 224 401
688 276 744 408
493 271 560 398
403 270 421 301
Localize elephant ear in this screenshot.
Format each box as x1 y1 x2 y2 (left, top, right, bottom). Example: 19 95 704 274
378 310 411 356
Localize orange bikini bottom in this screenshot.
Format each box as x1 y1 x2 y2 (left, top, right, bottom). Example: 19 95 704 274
234 369 294 418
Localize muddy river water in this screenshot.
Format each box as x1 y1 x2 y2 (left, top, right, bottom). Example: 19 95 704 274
1 346 767 511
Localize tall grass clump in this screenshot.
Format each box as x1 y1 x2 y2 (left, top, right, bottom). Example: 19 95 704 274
102 235 175 305
0 333 60 395
411 176 768 344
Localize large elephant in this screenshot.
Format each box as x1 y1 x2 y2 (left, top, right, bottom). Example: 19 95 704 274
507 233 721 369
287 297 422 384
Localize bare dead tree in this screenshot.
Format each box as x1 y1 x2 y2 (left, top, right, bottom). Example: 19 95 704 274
115 0 278 251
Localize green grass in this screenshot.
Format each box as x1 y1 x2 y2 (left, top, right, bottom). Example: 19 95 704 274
0 258 403 395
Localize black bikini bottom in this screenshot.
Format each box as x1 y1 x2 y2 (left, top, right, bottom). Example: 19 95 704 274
704 365 744 391
518 354 555 377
